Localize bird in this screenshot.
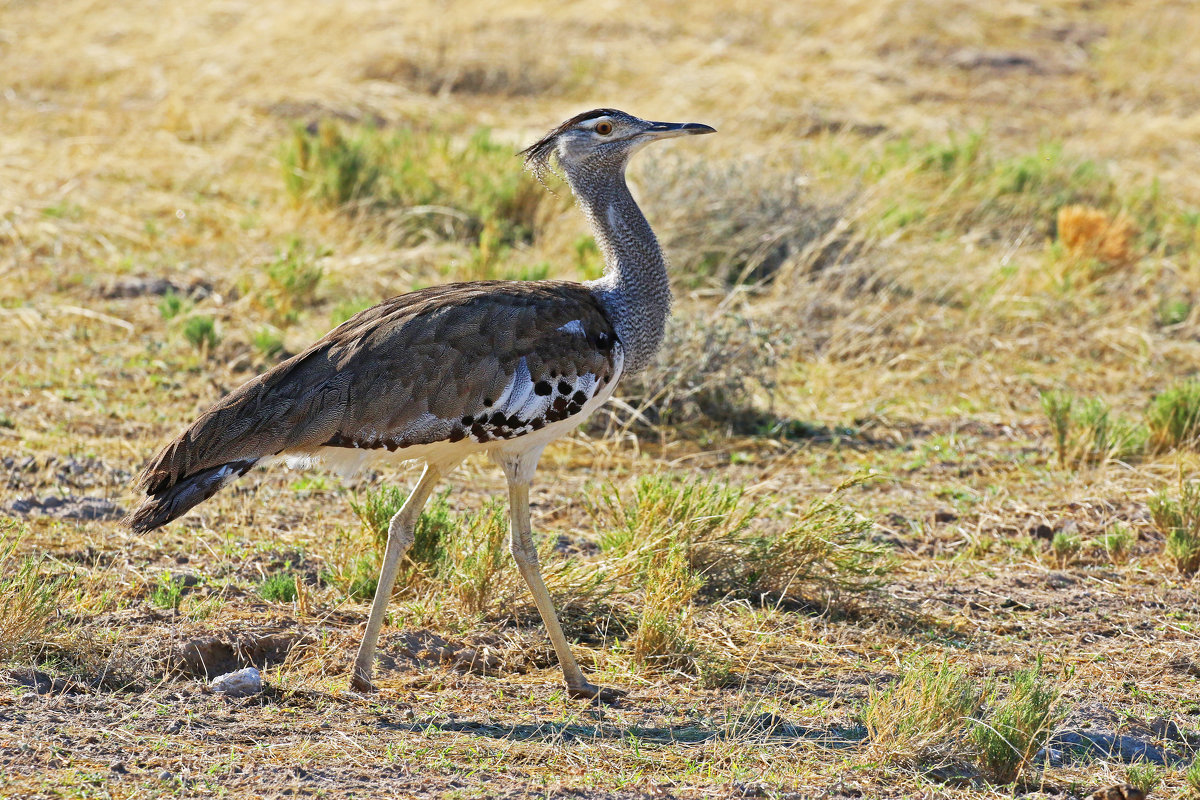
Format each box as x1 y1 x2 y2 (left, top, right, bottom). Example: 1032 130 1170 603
124 109 716 702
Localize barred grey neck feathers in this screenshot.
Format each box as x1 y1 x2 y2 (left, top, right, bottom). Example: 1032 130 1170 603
570 160 671 374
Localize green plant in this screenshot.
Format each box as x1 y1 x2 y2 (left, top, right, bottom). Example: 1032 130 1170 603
1149 483 1200 575
259 572 298 603
1050 530 1082 568
970 657 1062 784
863 659 984 768
1186 753 1200 796
181 315 219 354
149 572 184 610
0 524 72 660
440 501 511 616
591 475 892 604
1040 390 1145 468
261 237 325 325
157 290 190 320
630 544 703 671
1125 761 1162 795
280 122 550 248
252 326 285 360
351 487 456 573
1101 524 1135 566
1147 379 1200 453
331 298 375 328
1157 297 1192 327
1041 390 1073 469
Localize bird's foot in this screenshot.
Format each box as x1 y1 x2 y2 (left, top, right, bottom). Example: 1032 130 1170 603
567 681 627 705
349 668 375 693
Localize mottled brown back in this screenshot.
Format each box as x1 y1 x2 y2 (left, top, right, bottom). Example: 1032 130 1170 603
135 281 618 496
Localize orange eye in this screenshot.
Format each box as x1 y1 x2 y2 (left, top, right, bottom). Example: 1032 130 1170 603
595 121 613 135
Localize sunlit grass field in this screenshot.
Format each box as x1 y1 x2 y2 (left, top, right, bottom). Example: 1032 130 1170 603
3 0 1200 796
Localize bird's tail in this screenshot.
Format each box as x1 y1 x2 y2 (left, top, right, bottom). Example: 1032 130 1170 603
122 458 258 534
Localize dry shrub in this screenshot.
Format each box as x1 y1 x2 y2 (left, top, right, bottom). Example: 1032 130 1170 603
612 309 782 434
359 21 585 99
1057 204 1138 267
643 155 850 287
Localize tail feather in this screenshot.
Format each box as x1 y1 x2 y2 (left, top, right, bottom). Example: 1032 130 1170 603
123 459 258 533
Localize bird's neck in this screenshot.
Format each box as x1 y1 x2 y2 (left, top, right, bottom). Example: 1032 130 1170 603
574 168 671 374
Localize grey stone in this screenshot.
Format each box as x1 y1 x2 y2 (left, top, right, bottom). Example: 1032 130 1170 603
1043 729 1183 765
209 667 263 698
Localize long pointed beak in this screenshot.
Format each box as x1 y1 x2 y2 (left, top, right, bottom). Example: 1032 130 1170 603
641 121 717 141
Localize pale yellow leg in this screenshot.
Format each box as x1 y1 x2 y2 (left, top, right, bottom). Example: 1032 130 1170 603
505 477 626 704
350 464 443 692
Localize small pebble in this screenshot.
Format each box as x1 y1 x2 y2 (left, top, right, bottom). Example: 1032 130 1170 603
158 770 173 781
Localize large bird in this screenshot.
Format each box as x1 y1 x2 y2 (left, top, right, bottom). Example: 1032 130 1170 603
125 109 716 702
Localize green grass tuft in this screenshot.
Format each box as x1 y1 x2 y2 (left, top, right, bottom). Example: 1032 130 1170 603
259 572 298 603
1040 390 1145 468
260 237 326 326
181 315 219 354
0 524 73 661
280 122 550 249
149 572 185 611
863 659 984 769
970 657 1062 784
252 326 285 360
1050 530 1082 568
1186 753 1200 796
157 290 190 320
1148 482 1200 575
440 501 511 616
1125 762 1162 795
1101 523 1135 566
1147 379 1200 453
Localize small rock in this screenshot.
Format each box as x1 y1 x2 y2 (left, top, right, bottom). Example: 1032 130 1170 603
209 667 263 698
109 760 127 774
158 770 173 781
1089 785 1145 800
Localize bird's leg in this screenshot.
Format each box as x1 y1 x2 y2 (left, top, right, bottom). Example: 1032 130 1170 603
350 463 444 692
504 471 626 704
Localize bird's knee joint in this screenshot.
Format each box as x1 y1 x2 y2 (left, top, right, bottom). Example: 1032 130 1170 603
510 541 539 568
386 514 415 551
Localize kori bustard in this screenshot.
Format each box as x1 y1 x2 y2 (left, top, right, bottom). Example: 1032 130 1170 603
125 109 715 702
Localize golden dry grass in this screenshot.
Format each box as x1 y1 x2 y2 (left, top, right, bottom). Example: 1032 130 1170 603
3 0 1200 797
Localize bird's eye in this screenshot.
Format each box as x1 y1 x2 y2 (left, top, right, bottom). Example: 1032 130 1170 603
594 121 613 135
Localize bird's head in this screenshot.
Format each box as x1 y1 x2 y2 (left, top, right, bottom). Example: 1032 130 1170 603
520 108 715 185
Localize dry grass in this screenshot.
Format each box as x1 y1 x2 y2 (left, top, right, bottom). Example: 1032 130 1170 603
4 0 1200 797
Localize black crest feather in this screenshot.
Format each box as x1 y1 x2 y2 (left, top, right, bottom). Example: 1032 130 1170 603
519 108 619 182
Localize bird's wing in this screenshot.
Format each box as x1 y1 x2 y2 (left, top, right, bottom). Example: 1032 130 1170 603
135 281 620 496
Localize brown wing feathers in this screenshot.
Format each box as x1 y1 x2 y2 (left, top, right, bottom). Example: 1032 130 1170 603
126 281 618 532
